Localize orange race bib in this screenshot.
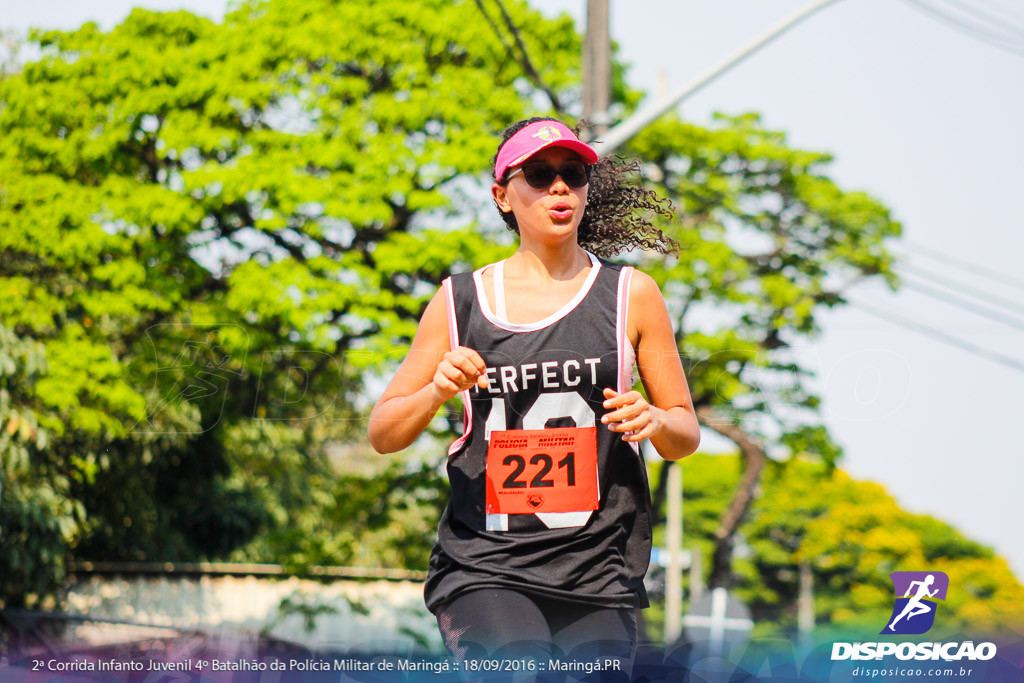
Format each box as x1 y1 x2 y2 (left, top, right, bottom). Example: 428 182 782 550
485 426 599 515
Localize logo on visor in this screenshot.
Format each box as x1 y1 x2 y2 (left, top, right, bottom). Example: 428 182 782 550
882 571 949 635
532 126 562 143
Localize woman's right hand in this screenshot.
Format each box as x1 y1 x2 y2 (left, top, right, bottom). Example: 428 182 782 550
432 346 489 402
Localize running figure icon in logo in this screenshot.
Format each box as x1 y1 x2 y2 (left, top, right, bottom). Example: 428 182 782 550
882 571 949 635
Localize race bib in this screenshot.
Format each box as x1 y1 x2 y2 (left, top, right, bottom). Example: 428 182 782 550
485 426 599 515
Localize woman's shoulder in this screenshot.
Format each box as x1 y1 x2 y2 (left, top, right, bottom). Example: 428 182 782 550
627 268 661 294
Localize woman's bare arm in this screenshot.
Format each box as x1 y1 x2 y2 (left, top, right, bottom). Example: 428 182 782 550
601 271 700 461
368 289 487 454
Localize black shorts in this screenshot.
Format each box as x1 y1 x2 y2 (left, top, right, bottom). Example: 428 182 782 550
436 588 637 677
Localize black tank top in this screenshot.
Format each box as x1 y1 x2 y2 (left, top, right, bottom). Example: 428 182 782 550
424 252 653 613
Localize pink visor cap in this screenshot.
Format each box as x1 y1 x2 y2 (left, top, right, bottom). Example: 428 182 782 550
494 120 599 180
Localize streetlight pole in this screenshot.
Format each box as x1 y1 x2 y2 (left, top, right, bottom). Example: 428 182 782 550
596 0 844 156
583 0 611 138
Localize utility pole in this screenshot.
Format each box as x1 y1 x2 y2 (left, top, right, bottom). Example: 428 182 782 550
798 560 815 649
665 462 683 643
690 544 704 602
582 0 611 138
655 65 685 647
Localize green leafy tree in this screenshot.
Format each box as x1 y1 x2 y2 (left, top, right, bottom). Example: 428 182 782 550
0 0 579 606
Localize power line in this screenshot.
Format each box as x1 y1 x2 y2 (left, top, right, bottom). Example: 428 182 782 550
850 299 1024 373
909 0 1024 48
932 0 1024 40
900 0 1024 57
900 277 1024 332
901 0 1024 55
900 263 1024 316
899 241 1024 291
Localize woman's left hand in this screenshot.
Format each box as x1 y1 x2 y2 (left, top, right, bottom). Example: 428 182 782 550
601 387 659 442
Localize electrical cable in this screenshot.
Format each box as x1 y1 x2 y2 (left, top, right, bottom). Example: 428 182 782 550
932 0 1024 40
900 263 1024 316
900 0 1024 57
899 241 1024 291
899 277 1024 331
903 0 1024 48
849 299 1024 373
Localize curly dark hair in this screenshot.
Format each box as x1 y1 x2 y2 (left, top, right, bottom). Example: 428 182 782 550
492 117 678 258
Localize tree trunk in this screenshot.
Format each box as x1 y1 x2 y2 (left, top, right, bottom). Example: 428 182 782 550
650 458 672 527
694 405 768 589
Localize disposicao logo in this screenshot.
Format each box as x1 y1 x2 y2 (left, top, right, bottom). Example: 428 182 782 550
882 571 949 635
831 570 997 663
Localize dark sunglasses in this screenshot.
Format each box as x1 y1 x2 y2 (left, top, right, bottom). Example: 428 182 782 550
506 161 592 189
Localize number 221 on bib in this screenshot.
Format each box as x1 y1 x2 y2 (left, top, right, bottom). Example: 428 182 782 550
485 426 599 515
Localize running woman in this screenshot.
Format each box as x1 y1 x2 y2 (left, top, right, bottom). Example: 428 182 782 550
368 118 701 668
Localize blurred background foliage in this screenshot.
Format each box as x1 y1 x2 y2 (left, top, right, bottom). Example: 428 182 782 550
0 0 1020 638
646 454 1024 641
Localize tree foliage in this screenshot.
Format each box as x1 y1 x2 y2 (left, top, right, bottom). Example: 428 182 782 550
0 324 80 608
0 0 576 606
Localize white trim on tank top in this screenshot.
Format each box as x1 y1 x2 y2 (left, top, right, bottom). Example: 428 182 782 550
493 260 508 320
473 250 602 332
